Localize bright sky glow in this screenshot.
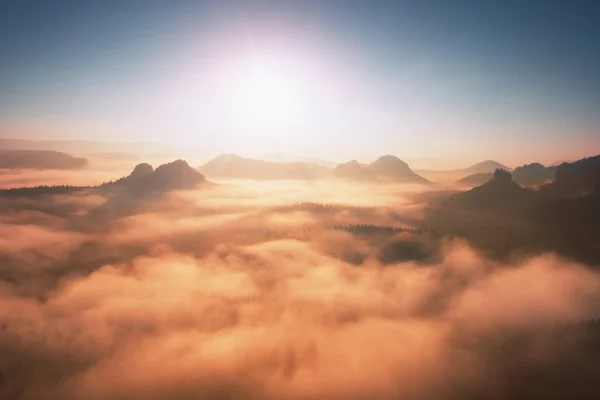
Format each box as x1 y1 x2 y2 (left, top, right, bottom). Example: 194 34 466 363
233 60 298 128
0 0 599 166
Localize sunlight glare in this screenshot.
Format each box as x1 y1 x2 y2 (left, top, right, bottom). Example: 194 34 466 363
231 60 301 131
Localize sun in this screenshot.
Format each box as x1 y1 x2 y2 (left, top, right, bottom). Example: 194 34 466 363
159 53 313 152
231 60 300 130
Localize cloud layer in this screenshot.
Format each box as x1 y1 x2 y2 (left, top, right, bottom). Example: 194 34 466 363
0 179 599 400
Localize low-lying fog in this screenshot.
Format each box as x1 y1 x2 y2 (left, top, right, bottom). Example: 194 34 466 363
1 173 599 400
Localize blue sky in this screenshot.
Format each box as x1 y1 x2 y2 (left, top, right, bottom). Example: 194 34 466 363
1 0 599 165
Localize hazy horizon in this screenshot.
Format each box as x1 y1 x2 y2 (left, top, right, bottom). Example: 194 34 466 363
0 136 587 171
1 0 599 166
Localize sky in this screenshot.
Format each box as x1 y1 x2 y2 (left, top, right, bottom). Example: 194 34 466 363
0 0 599 167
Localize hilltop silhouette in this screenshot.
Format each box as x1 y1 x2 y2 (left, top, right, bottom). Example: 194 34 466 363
368 155 431 183
333 159 376 181
198 153 331 180
129 162 154 178
416 159 508 183
335 155 430 184
102 160 206 194
539 155 600 198
461 160 509 174
450 169 540 211
512 162 557 186
0 149 88 169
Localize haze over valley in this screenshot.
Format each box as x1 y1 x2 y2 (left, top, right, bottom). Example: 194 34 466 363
0 147 600 399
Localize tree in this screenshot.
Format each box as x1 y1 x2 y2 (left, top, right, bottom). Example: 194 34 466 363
493 168 513 184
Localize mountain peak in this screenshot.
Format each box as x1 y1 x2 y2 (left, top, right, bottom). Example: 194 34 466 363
373 154 408 165
492 168 513 185
370 155 410 171
154 159 191 171
334 159 374 181
129 163 154 179
335 155 429 184
369 155 429 184
463 160 508 174
152 160 205 188
199 154 331 180
109 159 205 194
452 169 537 211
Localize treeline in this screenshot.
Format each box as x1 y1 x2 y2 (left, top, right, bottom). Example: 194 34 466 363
289 202 379 211
0 184 91 196
330 224 441 236
222 224 442 240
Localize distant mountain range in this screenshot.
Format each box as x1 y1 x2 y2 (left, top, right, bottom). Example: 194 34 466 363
416 160 509 183
2 145 596 194
427 155 600 264
200 153 430 184
456 162 557 188
451 156 600 207
335 155 430 184
0 150 88 170
450 169 540 211
198 154 332 180
334 160 375 181
0 138 214 161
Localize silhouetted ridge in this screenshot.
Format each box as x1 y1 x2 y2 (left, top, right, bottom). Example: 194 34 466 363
110 162 154 186
550 159 572 167
151 159 205 190
129 163 154 179
369 155 410 174
335 155 430 184
369 155 430 183
456 163 557 188
451 169 539 211
0 149 88 169
455 172 493 187
462 160 508 174
511 162 556 187
425 154 600 265
99 159 205 195
199 154 331 180
542 155 600 197
0 159 205 197
453 168 515 188
333 160 374 181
